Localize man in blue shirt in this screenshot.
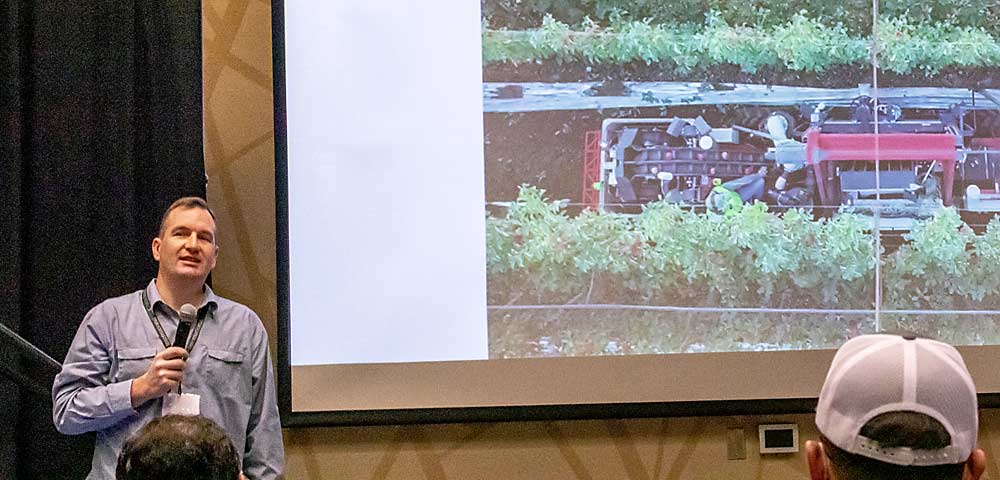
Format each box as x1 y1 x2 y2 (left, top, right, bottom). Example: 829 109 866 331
53 197 284 479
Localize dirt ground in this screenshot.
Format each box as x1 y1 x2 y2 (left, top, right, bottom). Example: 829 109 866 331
485 61 1000 89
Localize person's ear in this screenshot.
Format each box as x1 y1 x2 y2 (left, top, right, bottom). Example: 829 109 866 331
963 448 987 480
806 440 829 480
152 236 162 262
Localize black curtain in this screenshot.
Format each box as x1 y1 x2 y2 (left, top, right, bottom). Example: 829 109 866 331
1 1 204 478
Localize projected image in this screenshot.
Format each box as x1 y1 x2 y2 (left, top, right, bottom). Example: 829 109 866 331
872 5 1000 343
482 1 1000 358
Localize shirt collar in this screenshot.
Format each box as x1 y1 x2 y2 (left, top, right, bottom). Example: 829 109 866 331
146 279 219 313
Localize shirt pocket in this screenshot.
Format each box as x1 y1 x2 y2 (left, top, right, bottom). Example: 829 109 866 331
114 347 158 382
205 349 249 396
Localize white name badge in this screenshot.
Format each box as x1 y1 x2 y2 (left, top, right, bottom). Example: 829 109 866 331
163 392 201 416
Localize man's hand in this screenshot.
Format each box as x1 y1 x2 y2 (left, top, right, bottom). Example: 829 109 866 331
130 347 188 408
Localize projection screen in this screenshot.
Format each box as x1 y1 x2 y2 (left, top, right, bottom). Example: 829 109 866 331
275 0 1000 424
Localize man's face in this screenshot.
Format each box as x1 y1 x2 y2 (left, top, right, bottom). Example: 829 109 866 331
152 207 219 281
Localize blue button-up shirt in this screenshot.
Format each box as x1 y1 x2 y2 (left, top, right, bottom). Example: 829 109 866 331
52 280 284 479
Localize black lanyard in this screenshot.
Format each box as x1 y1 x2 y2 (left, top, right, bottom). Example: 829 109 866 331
140 289 210 351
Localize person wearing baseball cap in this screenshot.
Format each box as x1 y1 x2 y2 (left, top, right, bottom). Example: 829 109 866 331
806 333 987 480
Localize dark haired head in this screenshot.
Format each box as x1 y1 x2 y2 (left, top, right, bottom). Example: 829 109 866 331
116 415 240 480
158 197 216 237
822 411 965 480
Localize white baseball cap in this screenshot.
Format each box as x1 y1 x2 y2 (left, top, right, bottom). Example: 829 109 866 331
815 334 978 466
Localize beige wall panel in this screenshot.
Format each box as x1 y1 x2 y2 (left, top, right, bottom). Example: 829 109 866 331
209 139 276 297
203 0 277 348
282 416 822 480
228 0 273 75
207 66 272 158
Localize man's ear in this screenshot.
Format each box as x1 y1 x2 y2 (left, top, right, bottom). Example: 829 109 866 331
806 440 829 480
963 448 987 480
152 237 162 262
208 243 219 271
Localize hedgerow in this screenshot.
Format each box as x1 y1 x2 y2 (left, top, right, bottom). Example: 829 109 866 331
486 186 1000 356
482 0 1000 36
482 15 1000 75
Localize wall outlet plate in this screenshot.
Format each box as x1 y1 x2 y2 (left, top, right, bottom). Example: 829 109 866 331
727 428 746 460
759 423 799 454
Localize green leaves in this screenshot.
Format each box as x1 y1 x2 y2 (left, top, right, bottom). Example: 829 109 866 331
482 0 999 36
482 15 1000 75
700 12 778 74
769 13 868 72
875 17 1000 74
490 188 871 308
489 188 999 313
487 190 1000 355
884 208 972 306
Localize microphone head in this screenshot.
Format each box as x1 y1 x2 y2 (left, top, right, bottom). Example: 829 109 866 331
179 303 197 323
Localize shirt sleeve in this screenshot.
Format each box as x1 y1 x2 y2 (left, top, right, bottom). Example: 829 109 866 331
52 304 138 435
241 316 285 479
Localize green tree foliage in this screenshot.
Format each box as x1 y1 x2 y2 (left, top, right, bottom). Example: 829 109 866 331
882 210 1000 342
483 14 1000 75
482 0 1000 36
488 185 880 309
875 17 1000 74
487 186 1000 356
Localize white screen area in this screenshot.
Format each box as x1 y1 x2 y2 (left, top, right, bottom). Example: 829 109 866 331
285 1 487 365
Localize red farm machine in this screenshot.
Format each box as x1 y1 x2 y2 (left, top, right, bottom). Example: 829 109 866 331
587 86 1000 226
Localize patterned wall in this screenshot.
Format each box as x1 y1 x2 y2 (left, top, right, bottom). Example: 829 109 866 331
203 0 277 344
282 415 819 479
201 1 1000 478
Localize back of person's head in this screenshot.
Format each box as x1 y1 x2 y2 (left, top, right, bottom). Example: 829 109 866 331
116 415 240 480
810 333 983 480
821 412 964 479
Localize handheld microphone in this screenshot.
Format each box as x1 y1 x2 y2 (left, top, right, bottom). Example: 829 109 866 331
173 304 197 349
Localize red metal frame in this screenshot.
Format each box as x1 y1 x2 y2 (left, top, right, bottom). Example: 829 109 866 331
806 129 957 206
582 130 601 209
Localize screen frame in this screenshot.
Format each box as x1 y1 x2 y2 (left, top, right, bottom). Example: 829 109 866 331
271 0 1000 428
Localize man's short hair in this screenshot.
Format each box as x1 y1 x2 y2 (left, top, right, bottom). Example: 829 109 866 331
116 415 240 480
815 334 979 479
158 196 216 237
821 414 964 480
